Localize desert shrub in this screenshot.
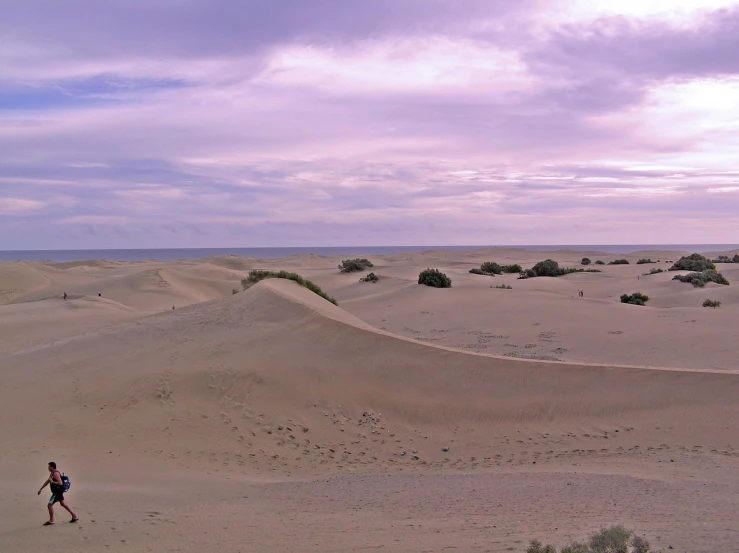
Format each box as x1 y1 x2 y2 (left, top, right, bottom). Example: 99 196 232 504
493 284 512 289
338 258 374 273
644 268 664 275
519 260 600 279
232 288 239 294
560 544 590 553
480 261 503 274
669 253 715 272
418 268 452 288
621 292 649 306
594 260 605 265
703 299 721 308
589 525 632 553
524 526 649 553
532 259 561 277
581 258 591 265
672 270 729 287
630 536 650 553
526 541 557 553
242 270 337 305
501 264 523 273
360 272 378 283
713 254 739 263
469 268 490 276
636 258 654 264
608 259 630 265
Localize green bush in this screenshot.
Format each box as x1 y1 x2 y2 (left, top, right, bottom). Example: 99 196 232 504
703 299 722 308
672 270 729 287
712 254 739 263
581 258 591 265
470 262 502 276
518 259 601 279
242 270 338 305
360 272 378 283
525 526 649 553
501 264 523 273
527 541 557 553
480 261 503 274
621 292 649 306
492 284 512 289
636 258 655 264
418 268 452 288
560 544 590 553
669 253 715 272
594 260 605 265
589 525 632 553
644 268 664 275
532 259 561 277
608 259 630 265
338 258 374 273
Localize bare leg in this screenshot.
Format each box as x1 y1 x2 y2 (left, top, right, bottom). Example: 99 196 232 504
47 502 55 523
59 500 77 521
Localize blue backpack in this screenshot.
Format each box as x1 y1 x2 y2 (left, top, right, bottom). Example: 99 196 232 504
60 473 71 492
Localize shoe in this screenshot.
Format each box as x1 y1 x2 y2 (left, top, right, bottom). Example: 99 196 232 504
43 521 54 526
70 518 79 523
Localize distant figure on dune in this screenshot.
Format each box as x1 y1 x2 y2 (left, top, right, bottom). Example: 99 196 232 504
98 292 102 297
63 292 67 301
37 461 78 526
172 305 175 310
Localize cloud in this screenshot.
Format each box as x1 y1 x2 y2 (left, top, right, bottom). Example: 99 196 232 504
1 1 739 248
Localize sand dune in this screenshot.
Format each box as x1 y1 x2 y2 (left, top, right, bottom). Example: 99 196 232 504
0 262 51 304
2 248 738 552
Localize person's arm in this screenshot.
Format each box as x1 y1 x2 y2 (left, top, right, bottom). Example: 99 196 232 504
38 476 51 495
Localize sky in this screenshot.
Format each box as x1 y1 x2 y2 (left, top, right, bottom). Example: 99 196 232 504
1 0 739 249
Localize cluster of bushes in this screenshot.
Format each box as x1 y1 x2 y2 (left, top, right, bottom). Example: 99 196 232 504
518 259 601 279
703 299 722 308
338 258 374 273
608 259 630 265
643 268 664 275
594 260 605 265
580 258 591 265
492 284 512 289
241 270 338 305
621 292 649 306
418 269 452 288
713 254 739 263
469 261 522 275
636 258 657 264
359 272 378 283
668 254 730 288
527 525 650 553
673 270 729 287
669 253 715 272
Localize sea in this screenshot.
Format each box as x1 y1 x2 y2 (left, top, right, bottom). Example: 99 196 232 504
1 245 737 263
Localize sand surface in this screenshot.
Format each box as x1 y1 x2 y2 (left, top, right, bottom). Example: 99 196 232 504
1 248 738 552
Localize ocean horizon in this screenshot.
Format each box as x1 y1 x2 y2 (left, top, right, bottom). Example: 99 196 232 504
1 244 738 263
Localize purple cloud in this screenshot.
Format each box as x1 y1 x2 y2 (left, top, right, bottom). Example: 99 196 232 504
1 1 738 249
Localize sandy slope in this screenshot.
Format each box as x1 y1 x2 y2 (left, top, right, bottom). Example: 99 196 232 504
1 249 738 552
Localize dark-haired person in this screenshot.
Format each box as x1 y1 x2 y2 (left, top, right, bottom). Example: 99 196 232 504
37 462 78 525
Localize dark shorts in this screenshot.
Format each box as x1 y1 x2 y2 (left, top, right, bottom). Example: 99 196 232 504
49 491 64 504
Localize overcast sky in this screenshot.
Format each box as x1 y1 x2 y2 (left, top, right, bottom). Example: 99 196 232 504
2 0 738 249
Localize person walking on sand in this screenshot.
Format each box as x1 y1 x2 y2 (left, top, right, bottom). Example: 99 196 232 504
38 461 78 526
